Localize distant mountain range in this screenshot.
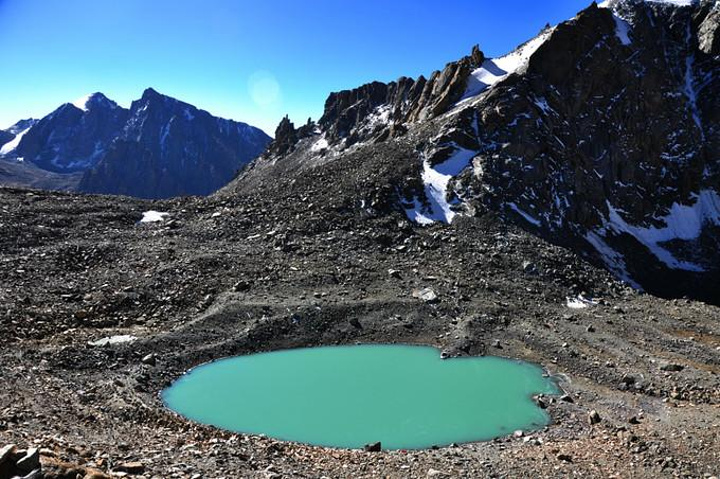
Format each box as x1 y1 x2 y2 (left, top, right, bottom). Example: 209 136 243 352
0 89 270 198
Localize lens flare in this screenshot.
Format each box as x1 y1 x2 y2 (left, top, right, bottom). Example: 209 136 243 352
248 70 280 108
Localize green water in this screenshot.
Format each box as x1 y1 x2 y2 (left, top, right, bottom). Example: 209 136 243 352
162 345 558 450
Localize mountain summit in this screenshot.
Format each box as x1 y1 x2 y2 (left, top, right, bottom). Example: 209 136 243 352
71 92 120 112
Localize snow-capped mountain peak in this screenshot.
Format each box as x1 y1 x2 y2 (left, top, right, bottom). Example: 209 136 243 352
71 92 118 112
72 93 94 111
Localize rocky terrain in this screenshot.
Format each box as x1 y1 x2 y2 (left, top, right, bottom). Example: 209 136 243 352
247 0 720 304
1 0 719 478
1 181 718 478
0 90 270 199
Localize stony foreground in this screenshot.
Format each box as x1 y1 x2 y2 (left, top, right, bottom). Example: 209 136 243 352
1 187 718 478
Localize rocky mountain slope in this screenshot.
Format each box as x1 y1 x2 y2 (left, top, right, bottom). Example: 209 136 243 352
234 0 720 304
12 93 128 173
0 90 270 198
0 118 38 157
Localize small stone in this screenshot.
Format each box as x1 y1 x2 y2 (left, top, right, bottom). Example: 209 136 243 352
387 269 402 278
560 394 574 403
412 288 438 303
16 448 40 473
513 430 524 438
535 397 548 409
492 339 502 349
363 441 381 452
427 469 445 477
557 453 573 462
660 363 684 372
586 324 595 332
114 462 145 474
232 281 251 292
141 354 156 366
83 469 113 479
589 410 601 425
629 416 641 424
522 261 538 274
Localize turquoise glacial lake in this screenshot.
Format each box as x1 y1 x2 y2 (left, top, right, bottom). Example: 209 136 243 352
162 344 558 450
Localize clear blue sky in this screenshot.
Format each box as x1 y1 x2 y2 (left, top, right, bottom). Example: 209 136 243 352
0 0 591 135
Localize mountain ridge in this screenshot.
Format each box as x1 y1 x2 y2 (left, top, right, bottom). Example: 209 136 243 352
0 88 271 198
230 0 720 303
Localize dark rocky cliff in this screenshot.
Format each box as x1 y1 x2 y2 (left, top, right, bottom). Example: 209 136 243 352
457 0 720 301
237 0 720 304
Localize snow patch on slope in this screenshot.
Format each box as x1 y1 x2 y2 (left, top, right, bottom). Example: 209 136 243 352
682 39 702 131
72 94 93 111
0 126 32 155
566 295 599 309
607 191 720 271
597 1 634 43
507 202 542 226
585 231 641 288
599 0 697 7
140 211 169 223
588 190 720 275
613 15 633 45
405 146 477 225
646 0 697 6
88 335 137 347
461 30 552 101
311 136 329 152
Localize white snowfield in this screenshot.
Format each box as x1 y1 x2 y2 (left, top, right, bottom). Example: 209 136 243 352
405 146 477 225
0 126 31 155
88 335 137 347
591 190 720 273
461 30 552 101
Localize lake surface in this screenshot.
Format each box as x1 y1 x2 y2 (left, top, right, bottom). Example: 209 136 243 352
162 344 558 450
